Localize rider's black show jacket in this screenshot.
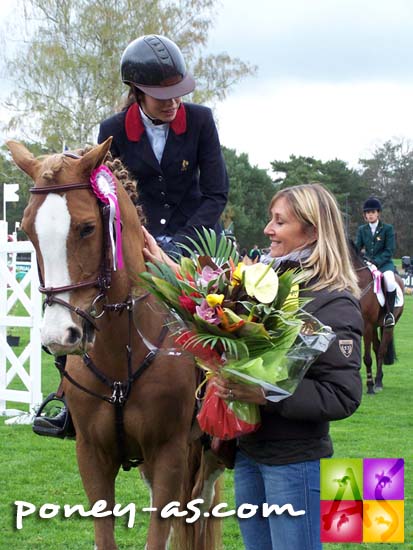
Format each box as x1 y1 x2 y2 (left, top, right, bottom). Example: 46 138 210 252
98 102 229 246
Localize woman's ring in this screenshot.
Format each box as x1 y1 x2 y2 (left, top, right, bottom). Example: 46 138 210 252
228 389 234 400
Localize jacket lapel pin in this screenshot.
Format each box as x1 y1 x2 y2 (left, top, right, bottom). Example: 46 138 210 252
181 160 189 171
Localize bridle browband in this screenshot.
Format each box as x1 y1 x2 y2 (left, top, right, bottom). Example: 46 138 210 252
30 181 113 328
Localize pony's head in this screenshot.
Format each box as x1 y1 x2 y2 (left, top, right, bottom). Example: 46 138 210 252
7 138 140 355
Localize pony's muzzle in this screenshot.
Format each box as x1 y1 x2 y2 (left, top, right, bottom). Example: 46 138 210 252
40 309 92 355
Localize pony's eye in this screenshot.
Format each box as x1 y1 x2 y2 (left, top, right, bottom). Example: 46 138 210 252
80 224 95 238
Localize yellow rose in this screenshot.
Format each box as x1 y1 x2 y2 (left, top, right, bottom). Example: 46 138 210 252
231 262 245 286
206 293 225 307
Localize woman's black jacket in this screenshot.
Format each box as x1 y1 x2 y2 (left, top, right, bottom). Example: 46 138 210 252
239 283 363 465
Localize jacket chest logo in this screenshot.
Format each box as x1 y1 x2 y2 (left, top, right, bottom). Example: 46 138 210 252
339 339 353 358
181 159 189 171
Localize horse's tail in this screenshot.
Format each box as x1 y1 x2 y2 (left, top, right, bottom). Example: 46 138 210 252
381 327 396 365
170 440 223 550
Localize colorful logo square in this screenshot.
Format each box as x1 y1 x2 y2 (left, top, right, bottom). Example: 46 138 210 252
320 458 404 544
363 458 404 500
321 500 363 542
363 500 404 543
320 458 363 501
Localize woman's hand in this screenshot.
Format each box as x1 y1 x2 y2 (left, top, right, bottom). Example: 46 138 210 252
142 226 180 274
213 375 267 406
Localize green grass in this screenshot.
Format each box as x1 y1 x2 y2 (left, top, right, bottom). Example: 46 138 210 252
1 296 412 549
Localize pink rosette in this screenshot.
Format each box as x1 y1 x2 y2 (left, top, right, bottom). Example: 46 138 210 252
90 165 124 270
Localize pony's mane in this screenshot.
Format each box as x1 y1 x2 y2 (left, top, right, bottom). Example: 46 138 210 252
38 154 65 181
38 147 146 224
348 238 364 266
348 238 359 255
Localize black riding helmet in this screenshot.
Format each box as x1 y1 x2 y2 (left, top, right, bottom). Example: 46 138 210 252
363 197 382 211
121 35 196 100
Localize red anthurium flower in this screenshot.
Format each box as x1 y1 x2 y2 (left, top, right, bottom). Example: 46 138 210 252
178 293 197 313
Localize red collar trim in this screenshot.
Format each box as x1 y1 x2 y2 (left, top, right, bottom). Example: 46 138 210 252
125 103 187 142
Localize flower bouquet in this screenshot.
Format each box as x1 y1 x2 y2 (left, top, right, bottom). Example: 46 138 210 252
139 229 335 440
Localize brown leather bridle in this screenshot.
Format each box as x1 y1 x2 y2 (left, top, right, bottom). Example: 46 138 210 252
30 172 167 470
30 181 113 329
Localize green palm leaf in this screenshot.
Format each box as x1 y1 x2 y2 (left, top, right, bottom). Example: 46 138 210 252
183 331 249 359
178 227 239 266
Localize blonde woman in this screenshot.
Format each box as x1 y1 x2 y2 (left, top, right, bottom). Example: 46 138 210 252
214 183 362 550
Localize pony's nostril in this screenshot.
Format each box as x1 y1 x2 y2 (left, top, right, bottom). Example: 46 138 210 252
67 326 82 344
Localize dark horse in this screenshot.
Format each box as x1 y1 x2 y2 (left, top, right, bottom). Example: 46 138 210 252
7 138 223 550
349 241 404 394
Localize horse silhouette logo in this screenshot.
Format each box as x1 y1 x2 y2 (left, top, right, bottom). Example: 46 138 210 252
339 340 353 358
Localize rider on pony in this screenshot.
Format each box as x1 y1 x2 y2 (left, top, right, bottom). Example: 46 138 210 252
355 197 397 328
32 34 228 437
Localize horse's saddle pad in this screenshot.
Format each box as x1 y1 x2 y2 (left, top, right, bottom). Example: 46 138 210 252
366 263 404 308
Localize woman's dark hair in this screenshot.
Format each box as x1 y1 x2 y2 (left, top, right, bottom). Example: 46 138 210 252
121 86 143 111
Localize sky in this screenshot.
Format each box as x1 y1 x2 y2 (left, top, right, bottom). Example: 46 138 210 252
2 0 413 173
207 0 413 172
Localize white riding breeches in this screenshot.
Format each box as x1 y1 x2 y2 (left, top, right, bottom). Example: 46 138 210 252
383 270 397 292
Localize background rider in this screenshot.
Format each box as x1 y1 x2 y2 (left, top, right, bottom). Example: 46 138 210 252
355 197 397 327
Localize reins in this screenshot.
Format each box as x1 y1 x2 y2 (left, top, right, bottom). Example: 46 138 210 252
358 279 374 300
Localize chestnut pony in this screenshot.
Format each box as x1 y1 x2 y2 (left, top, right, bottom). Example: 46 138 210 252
7 139 222 550
348 240 404 395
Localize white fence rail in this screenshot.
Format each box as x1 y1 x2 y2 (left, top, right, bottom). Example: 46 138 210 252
0 220 42 422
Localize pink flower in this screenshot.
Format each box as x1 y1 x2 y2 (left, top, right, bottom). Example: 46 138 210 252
195 299 221 325
199 266 223 288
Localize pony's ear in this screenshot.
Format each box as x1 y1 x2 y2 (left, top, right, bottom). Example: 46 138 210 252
80 137 113 176
6 140 42 180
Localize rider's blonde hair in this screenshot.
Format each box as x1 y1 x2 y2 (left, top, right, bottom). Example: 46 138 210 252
270 183 360 297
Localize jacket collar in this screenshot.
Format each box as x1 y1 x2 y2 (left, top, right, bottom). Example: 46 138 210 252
365 220 383 234
125 102 187 142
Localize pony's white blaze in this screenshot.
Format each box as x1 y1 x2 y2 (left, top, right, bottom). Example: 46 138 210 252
35 194 77 347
